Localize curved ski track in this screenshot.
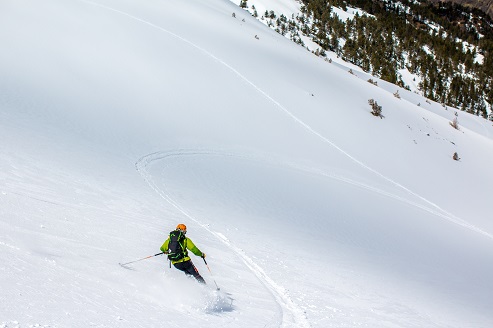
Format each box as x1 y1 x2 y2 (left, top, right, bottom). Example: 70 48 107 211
136 150 311 328
80 0 491 240
136 148 491 327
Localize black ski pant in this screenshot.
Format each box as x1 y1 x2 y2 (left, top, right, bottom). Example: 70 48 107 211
173 260 206 284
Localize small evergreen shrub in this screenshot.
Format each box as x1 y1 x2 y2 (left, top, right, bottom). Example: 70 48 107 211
369 99 384 118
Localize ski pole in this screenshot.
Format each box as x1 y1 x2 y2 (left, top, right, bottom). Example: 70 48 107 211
203 257 220 291
119 252 164 266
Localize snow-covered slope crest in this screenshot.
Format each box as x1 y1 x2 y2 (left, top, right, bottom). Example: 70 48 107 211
1 0 493 327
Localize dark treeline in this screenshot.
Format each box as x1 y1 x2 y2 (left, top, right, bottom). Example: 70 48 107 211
261 0 493 119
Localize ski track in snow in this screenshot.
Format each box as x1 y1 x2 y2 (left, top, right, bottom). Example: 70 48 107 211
0 241 21 251
135 148 493 328
79 0 492 241
137 149 484 233
135 150 310 328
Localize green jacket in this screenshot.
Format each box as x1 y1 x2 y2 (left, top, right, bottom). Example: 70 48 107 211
160 235 203 264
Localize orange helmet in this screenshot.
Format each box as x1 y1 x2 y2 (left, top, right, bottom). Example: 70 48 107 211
176 224 187 232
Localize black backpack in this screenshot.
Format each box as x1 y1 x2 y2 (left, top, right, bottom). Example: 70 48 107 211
167 230 186 261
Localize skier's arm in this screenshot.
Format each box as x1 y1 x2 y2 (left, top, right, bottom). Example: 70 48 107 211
160 238 170 253
185 238 203 257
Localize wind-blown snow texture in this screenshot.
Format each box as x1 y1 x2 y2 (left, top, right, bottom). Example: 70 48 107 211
1 0 492 327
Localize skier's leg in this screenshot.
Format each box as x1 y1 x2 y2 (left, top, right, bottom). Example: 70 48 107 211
175 260 206 284
173 261 188 274
189 264 206 284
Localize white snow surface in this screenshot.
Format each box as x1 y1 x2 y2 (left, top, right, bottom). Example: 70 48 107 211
1 0 493 327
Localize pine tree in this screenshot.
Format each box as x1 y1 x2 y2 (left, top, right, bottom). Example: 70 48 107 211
252 5 258 18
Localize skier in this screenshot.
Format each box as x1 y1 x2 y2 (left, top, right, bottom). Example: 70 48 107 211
160 224 206 284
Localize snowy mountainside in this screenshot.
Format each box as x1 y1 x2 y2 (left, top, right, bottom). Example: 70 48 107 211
1 0 493 327
242 0 493 118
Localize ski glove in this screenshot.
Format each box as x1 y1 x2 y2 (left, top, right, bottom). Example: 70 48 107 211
201 253 206 259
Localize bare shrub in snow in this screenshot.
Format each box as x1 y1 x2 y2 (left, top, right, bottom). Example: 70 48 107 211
450 112 459 130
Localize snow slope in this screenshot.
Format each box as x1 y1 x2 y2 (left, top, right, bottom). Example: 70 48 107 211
1 0 493 327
